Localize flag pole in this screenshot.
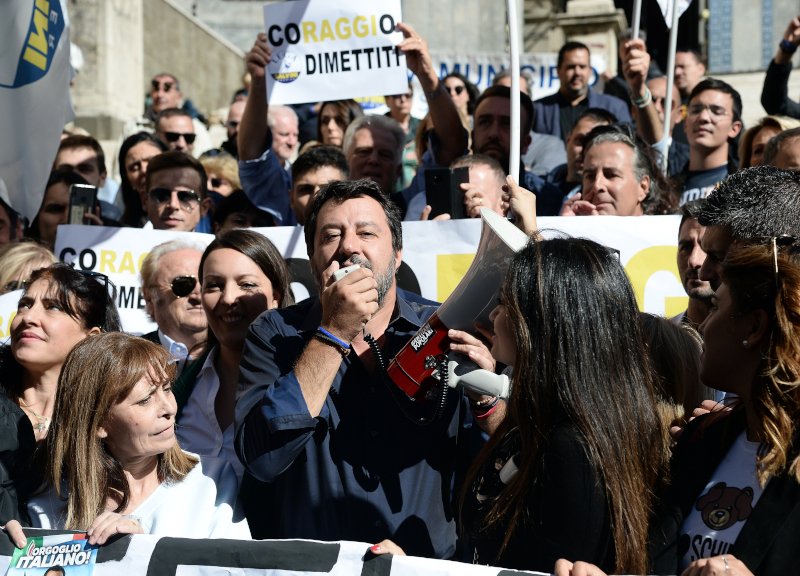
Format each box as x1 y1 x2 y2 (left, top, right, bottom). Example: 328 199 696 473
631 0 642 39
507 0 521 183
662 0 681 172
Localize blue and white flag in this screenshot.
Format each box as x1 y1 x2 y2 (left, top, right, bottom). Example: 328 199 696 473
0 0 73 222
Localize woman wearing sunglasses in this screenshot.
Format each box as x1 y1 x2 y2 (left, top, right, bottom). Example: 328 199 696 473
443 72 480 123
0 263 121 529
173 230 293 483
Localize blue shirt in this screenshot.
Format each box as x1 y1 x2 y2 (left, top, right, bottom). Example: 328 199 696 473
234 293 476 559
238 129 294 225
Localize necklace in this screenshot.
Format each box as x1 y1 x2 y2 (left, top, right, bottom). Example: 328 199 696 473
19 398 51 433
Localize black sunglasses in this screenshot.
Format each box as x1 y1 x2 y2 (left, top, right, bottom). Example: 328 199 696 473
148 188 201 211
210 178 226 189
78 270 109 328
227 120 239 129
170 275 198 298
446 85 465 96
163 132 196 144
151 80 175 92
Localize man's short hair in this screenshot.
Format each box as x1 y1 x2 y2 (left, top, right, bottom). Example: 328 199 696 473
763 127 800 167
679 198 707 237
0 197 20 240
145 151 208 198
342 115 405 165
44 566 66 575
267 104 299 129
292 145 350 182
451 154 505 186
213 190 274 229
558 41 590 67
573 108 618 132
698 166 800 239
676 47 703 64
304 179 402 256
57 135 106 174
140 239 206 321
156 108 193 126
491 69 535 98
688 78 742 124
473 85 535 136
153 72 180 91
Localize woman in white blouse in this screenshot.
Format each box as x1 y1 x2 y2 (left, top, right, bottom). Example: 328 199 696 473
175 229 293 482
23 332 249 544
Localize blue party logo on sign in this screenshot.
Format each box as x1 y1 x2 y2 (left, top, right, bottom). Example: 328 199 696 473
270 51 302 83
10 0 65 88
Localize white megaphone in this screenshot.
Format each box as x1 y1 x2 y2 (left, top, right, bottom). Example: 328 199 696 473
387 208 528 402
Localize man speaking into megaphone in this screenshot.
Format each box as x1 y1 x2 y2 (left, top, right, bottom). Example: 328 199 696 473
234 179 508 559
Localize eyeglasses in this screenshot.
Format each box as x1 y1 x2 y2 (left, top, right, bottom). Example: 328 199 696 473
446 85 465 96
768 235 798 287
78 270 109 328
170 275 198 298
162 132 196 144
389 93 413 100
227 120 239 129
209 178 227 189
686 103 731 121
148 188 201 211
151 80 175 92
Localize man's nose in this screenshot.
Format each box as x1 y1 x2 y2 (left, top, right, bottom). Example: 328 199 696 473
688 245 706 269
168 191 182 210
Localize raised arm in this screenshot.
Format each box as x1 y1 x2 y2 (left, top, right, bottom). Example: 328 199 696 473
238 34 273 162
624 39 663 145
397 23 468 166
762 15 800 117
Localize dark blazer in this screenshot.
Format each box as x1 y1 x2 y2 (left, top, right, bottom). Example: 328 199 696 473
140 330 161 345
533 90 632 139
649 408 800 575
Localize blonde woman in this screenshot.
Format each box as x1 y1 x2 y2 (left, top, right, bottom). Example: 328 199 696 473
199 152 241 199
21 333 249 544
0 241 57 295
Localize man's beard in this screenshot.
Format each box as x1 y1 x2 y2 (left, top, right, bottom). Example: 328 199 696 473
684 274 714 304
313 253 396 308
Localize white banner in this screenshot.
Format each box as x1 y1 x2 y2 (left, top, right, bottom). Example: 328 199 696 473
263 0 408 105
0 0 73 222
0 289 24 344
52 217 687 335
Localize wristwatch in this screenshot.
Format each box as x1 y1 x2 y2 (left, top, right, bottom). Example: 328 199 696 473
425 82 446 100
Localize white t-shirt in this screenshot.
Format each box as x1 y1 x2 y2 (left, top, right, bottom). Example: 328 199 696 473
679 431 768 570
28 454 250 539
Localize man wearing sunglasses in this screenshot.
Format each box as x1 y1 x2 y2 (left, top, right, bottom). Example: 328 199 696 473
676 78 742 205
156 109 197 155
144 151 212 232
140 240 207 373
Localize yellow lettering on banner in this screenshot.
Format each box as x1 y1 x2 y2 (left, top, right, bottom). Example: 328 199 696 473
28 8 49 55
353 16 368 37
0 312 17 339
302 21 318 43
336 18 352 39
437 254 475 303
371 14 377 36
35 0 50 14
100 250 117 273
624 246 687 312
22 47 47 70
138 252 150 273
319 20 335 41
664 296 690 318
118 252 136 274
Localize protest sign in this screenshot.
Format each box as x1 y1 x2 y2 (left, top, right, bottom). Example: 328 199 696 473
0 0 73 222
0 289 23 345
263 0 409 105
53 217 688 334
6 534 97 575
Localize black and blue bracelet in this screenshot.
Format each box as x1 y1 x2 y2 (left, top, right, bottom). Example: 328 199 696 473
315 326 351 356
780 39 797 54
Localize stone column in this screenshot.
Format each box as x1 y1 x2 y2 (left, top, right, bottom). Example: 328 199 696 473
555 0 626 76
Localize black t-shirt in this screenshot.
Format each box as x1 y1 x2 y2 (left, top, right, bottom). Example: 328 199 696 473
558 94 590 141
680 163 730 204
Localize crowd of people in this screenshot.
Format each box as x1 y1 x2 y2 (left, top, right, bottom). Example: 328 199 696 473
3 13 800 576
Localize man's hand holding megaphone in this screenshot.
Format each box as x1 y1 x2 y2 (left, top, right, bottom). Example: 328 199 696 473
319 261 380 345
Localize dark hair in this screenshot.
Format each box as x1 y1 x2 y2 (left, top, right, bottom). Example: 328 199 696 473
44 567 65 576
212 190 274 229
0 197 20 240
199 230 294 351
461 237 664 574
0 262 122 398
57 135 106 175
763 126 800 167
697 166 800 239
316 100 364 144
291 145 350 182
26 171 91 245
678 198 707 238
304 179 402 257
152 72 180 91
688 78 742 124
451 154 505 185
145 151 208 199
558 41 590 67
676 47 703 64
574 107 618 130
443 71 481 116
583 124 679 214
156 107 193 126
473 85 536 136
118 132 168 227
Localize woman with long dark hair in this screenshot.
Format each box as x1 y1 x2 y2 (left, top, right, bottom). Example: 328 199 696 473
118 132 167 227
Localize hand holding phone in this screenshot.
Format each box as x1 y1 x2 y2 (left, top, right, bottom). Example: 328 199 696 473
68 184 99 226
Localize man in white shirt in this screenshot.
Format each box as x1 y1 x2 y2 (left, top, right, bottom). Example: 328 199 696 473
140 239 208 371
